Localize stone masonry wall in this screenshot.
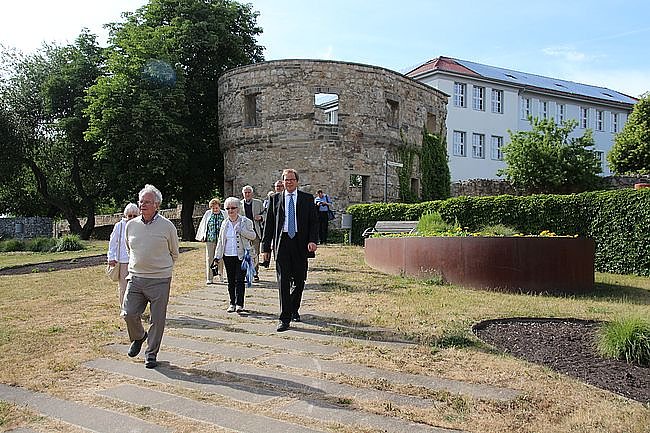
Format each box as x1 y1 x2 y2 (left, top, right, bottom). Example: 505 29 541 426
218 59 448 216
0 217 53 240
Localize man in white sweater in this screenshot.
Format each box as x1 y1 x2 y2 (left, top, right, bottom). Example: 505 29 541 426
122 184 179 368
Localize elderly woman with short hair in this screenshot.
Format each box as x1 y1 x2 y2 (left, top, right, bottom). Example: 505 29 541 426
107 203 140 308
214 196 256 313
195 198 226 284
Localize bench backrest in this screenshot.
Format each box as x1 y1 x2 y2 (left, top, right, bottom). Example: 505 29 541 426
373 221 418 233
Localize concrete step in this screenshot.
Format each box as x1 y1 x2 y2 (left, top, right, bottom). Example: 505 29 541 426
0 383 170 433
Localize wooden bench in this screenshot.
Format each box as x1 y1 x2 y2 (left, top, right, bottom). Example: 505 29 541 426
362 220 418 238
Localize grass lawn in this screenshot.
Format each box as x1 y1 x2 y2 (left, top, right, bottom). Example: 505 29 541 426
0 243 648 432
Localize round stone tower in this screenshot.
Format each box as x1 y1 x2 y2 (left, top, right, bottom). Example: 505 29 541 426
217 59 448 215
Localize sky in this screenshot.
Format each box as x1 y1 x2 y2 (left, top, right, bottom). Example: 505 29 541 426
1 0 648 98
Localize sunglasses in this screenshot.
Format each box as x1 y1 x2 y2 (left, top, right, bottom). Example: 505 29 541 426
126 214 138 218
225 207 238 210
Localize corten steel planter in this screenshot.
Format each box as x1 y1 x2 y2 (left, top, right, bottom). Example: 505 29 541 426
364 236 595 293
634 183 650 190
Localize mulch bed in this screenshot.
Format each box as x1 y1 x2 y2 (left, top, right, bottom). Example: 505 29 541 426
0 247 196 276
473 318 650 403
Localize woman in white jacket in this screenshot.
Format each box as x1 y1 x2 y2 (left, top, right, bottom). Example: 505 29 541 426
195 198 227 284
107 203 139 307
214 197 256 313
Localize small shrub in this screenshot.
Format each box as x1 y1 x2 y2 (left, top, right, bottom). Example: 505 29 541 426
480 224 519 236
52 235 85 252
26 237 57 252
597 317 650 366
417 212 455 235
0 239 25 252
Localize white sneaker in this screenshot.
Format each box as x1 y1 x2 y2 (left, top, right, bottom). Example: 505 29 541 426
206 280 213 285
236 305 244 313
227 304 236 313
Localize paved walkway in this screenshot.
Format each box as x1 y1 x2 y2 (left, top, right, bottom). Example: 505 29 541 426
2 273 521 433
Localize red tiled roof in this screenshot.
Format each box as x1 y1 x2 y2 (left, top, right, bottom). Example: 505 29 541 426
406 56 480 78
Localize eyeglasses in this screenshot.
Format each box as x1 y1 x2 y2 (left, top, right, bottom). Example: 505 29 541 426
225 207 238 210
126 214 138 219
283 178 297 182
139 200 154 206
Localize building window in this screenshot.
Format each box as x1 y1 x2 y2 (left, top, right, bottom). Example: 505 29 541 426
594 151 605 172
472 86 485 111
472 133 485 159
521 97 531 119
426 112 437 133
540 101 548 119
314 92 339 125
612 113 619 133
596 110 604 131
453 130 466 156
580 107 589 128
244 92 261 127
491 89 503 113
454 82 466 107
349 174 370 202
491 135 503 160
386 99 400 128
556 103 565 122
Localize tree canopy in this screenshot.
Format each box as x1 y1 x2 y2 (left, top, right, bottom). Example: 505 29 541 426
608 93 650 175
497 117 602 194
85 0 264 239
0 32 106 237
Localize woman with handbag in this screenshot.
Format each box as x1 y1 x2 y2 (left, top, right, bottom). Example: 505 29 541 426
195 198 227 284
107 203 140 307
213 197 256 313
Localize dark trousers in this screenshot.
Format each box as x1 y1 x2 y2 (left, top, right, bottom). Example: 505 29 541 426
223 255 245 307
318 211 329 244
276 233 307 323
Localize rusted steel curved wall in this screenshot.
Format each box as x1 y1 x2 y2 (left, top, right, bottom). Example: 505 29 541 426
364 237 595 293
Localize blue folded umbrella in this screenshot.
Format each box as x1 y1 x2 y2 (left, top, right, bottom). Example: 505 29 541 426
241 248 255 288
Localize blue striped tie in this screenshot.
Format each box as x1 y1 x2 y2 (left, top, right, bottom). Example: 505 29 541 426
287 193 296 238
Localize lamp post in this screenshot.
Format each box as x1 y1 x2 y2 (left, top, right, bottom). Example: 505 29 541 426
384 159 404 202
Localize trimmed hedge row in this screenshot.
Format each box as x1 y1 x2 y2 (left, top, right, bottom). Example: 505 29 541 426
347 189 650 276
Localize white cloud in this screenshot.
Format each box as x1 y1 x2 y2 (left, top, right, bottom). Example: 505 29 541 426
320 45 334 60
542 46 594 62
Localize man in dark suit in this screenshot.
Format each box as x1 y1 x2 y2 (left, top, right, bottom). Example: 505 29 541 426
261 168 319 332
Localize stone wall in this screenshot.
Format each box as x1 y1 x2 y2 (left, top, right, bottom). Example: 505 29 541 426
218 59 448 214
0 217 53 240
451 175 650 197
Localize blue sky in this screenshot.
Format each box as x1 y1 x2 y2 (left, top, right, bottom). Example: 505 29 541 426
2 0 648 97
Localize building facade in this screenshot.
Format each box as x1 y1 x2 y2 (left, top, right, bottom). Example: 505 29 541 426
406 57 637 181
218 59 448 211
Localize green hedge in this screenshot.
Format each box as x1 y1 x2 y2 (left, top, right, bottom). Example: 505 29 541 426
347 189 650 276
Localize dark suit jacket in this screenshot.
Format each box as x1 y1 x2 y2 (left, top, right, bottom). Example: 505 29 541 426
261 189 318 258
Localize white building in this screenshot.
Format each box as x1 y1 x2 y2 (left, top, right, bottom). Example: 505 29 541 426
406 57 637 181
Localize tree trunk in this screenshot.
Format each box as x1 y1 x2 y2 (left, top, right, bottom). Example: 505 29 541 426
180 197 196 241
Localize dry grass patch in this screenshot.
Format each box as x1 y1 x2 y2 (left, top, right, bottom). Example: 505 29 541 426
0 242 649 433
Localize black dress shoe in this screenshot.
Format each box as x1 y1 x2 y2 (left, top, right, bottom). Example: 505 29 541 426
276 321 290 332
291 312 301 322
128 332 147 358
145 357 157 369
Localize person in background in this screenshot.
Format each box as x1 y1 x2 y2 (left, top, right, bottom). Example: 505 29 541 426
274 179 285 194
314 189 333 244
214 196 256 313
261 168 318 332
107 203 140 307
195 198 226 284
240 185 265 283
122 184 179 369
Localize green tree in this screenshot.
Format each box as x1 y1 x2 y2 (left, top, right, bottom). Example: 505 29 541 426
0 32 106 237
497 117 602 194
85 0 264 239
420 130 451 200
608 92 650 174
